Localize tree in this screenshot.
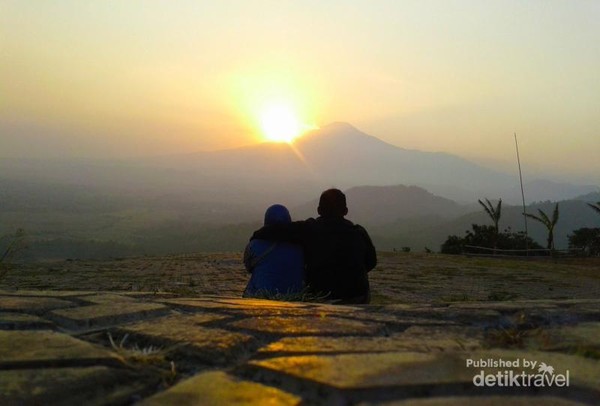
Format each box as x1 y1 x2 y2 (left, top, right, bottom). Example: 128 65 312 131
524 203 559 250
568 228 600 256
478 198 502 248
440 224 542 255
588 201 600 215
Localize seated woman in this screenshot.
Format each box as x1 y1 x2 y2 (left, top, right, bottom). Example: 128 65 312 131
243 204 304 298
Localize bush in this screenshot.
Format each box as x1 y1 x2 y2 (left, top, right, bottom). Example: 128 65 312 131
441 224 542 254
568 228 600 256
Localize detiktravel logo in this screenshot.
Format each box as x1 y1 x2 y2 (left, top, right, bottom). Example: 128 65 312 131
466 358 570 388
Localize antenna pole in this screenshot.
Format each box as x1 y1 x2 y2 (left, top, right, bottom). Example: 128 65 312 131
514 132 529 254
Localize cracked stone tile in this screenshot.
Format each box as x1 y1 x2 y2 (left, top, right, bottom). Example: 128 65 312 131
534 322 600 352
0 312 55 330
119 314 255 365
461 350 600 394
249 352 467 389
76 293 140 304
249 350 600 394
0 295 74 315
0 367 156 405
259 334 480 355
0 290 98 297
141 371 300 405
449 302 559 311
217 298 310 308
0 330 121 368
229 316 384 336
49 302 170 329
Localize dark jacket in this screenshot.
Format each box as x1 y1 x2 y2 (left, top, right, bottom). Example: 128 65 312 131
252 216 377 303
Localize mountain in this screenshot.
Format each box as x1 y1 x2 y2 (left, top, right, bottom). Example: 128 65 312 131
293 123 513 201
293 184 468 225
513 180 599 204
2 122 596 207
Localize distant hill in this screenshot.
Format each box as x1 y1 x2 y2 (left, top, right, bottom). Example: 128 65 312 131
1 122 596 207
514 180 599 204
371 197 600 252
574 191 600 202
294 184 468 226
2 122 599 259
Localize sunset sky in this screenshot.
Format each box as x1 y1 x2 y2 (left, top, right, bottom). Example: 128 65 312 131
1 1 599 182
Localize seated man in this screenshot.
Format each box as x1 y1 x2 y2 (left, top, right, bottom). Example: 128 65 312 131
251 189 377 303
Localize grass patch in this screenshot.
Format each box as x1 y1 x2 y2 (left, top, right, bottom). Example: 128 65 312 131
573 347 600 360
439 294 477 302
486 291 517 301
243 287 331 303
107 332 178 386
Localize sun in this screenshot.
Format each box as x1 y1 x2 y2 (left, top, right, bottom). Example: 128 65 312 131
259 104 302 143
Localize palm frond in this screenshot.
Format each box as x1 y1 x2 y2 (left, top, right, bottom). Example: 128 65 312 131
587 202 600 215
495 199 502 220
524 212 544 225
537 209 551 226
551 203 559 225
478 199 494 219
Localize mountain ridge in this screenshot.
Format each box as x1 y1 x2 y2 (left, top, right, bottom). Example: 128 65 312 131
1 122 597 205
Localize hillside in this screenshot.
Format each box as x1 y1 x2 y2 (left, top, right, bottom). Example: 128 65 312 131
1 123 598 259
371 198 600 252
294 184 468 225
2 123 595 208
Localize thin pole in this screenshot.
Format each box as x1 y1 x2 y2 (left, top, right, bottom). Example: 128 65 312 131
514 132 529 254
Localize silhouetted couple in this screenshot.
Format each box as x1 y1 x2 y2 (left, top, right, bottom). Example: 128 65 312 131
243 188 376 304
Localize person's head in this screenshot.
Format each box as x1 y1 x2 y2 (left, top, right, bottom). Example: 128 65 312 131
317 188 348 218
264 204 292 226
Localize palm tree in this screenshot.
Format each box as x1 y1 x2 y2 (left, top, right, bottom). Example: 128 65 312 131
524 203 559 250
588 201 600 215
478 198 502 248
538 362 554 376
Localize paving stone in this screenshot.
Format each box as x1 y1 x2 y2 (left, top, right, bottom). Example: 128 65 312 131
534 322 600 352
381 307 503 324
160 298 238 310
249 350 600 394
0 290 98 297
230 316 384 336
0 312 55 330
164 297 309 311
77 293 140 304
360 396 586 405
554 299 600 306
0 295 74 315
223 307 355 319
49 302 169 329
0 367 155 405
141 371 300 406
463 350 600 394
0 330 121 368
449 302 558 311
401 326 483 348
249 352 469 389
259 334 480 355
303 303 366 313
220 298 310 308
119 314 255 365
350 312 458 327
160 298 290 312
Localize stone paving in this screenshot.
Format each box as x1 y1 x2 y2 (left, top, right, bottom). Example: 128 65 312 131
1 289 600 405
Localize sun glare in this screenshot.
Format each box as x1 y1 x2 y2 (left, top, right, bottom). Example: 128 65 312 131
260 104 302 143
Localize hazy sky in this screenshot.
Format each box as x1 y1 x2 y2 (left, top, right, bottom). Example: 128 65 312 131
1 1 599 182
